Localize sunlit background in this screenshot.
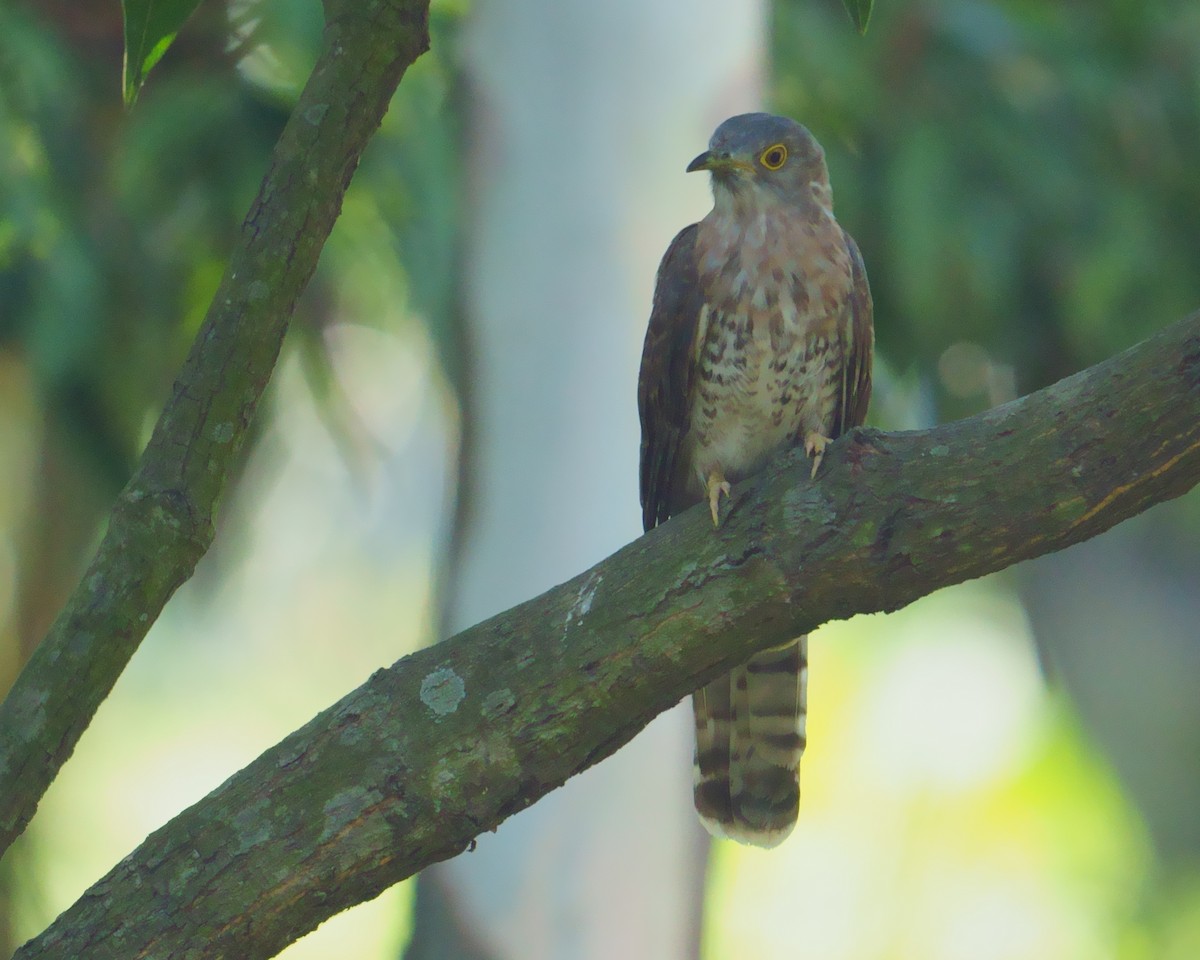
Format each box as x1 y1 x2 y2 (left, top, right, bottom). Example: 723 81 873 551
2 0 1200 958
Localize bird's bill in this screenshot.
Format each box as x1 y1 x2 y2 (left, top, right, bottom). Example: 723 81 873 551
686 151 754 175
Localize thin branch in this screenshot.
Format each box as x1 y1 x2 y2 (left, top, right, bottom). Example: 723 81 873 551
17 314 1200 960
0 1 430 855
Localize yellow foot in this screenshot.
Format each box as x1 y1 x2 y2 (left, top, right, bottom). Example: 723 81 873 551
706 471 731 527
804 432 832 479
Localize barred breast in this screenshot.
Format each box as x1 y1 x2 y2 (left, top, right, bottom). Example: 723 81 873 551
683 205 853 501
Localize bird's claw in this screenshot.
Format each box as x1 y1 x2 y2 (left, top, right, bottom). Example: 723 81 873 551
804 432 832 479
706 472 731 527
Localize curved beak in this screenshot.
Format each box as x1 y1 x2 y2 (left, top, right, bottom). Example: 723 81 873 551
686 151 753 175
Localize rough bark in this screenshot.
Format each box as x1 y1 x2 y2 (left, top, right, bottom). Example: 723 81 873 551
0 0 430 855
16 313 1200 960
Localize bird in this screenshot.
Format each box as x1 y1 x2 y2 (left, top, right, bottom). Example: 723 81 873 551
637 113 873 847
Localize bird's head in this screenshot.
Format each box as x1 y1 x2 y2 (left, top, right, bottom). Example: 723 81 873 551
688 113 830 211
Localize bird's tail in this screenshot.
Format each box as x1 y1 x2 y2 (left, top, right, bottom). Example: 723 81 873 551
692 636 807 848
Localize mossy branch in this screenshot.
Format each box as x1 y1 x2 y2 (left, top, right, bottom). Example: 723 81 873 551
0 0 431 855
16 315 1200 959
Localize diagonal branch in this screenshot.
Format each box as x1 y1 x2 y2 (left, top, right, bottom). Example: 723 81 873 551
17 314 1200 960
0 0 430 856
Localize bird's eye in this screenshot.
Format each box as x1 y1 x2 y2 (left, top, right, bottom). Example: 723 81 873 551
759 144 788 170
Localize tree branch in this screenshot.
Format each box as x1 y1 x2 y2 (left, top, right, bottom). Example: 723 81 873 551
17 314 1200 959
0 2 430 855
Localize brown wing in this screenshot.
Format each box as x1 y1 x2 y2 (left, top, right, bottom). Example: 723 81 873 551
638 224 705 532
831 228 874 436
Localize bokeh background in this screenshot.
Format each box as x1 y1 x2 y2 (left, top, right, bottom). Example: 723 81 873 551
2 0 1200 957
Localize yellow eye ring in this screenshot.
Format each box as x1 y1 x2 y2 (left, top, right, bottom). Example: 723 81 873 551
759 143 788 170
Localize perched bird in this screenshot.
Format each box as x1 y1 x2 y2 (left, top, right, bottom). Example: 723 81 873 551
637 113 873 847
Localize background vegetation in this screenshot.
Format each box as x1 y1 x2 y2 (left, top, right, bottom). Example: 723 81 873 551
1 0 1198 957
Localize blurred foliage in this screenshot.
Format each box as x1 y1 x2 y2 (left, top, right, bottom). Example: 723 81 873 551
0 0 463 584
0 1 281 493
776 0 1200 419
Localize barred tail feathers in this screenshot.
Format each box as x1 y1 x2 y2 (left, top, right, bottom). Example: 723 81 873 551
692 636 808 848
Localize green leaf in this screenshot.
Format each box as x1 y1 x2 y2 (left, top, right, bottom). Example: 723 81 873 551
841 0 873 35
121 0 203 105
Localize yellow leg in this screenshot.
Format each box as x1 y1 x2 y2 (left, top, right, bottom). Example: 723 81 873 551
804 432 832 479
706 470 731 527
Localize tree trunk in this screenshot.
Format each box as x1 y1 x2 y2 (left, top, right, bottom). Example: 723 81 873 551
409 0 768 956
